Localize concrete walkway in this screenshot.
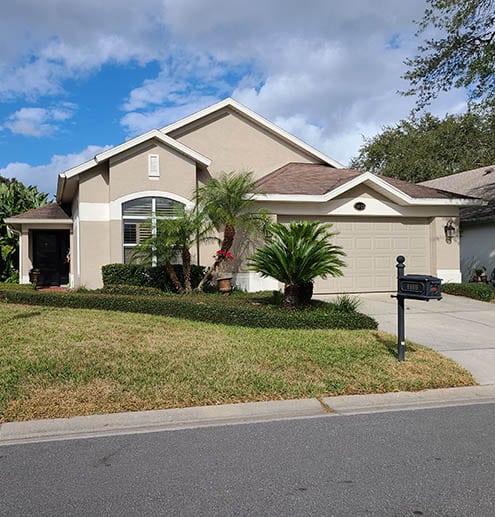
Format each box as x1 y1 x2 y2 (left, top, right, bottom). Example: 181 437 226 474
320 293 495 385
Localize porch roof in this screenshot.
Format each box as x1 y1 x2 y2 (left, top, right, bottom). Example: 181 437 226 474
5 203 72 224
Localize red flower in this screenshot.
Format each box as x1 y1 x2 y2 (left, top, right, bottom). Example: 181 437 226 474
215 249 234 261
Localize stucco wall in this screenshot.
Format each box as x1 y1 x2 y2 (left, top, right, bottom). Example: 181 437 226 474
430 216 461 282
171 109 320 181
108 141 197 202
79 221 110 288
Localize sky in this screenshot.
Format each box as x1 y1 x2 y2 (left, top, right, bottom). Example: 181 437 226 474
0 0 467 197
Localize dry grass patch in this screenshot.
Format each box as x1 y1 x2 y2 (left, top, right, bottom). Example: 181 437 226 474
0 303 475 422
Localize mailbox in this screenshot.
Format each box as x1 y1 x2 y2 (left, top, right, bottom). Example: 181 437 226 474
398 274 442 301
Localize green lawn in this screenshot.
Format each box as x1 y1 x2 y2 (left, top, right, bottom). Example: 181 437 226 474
0 303 475 423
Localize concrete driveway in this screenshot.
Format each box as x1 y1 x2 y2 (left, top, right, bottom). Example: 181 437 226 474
318 293 495 385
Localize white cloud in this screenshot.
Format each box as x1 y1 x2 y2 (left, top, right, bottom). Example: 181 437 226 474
2 104 76 137
120 1 442 163
0 0 168 99
0 0 474 175
0 145 110 196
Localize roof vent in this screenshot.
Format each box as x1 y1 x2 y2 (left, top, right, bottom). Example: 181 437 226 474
483 167 494 175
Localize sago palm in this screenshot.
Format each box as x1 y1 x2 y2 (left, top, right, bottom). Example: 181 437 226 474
249 221 346 307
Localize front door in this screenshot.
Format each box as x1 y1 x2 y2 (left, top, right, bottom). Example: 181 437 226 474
33 231 70 286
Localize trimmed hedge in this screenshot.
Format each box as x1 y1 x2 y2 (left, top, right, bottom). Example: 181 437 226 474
0 287 378 330
101 263 206 291
442 282 495 302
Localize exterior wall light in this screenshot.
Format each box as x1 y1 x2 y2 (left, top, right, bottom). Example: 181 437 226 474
444 219 456 244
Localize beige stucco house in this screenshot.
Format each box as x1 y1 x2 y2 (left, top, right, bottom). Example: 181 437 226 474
421 165 495 282
6 98 483 293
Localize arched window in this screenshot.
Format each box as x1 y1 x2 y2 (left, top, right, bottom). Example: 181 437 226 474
122 197 184 264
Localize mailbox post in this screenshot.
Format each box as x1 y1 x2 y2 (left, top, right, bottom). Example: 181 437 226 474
396 256 406 361
394 256 442 361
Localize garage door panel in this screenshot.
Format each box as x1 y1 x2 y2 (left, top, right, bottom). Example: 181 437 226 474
305 217 430 293
375 238 392 249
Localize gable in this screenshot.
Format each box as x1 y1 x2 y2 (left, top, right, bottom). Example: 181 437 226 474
108 140 198 202
168 108 322 181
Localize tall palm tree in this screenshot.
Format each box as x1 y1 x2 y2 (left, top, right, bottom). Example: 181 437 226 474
249 221 346 308
195 171 268 290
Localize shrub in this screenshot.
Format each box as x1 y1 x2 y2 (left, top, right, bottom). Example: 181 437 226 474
442 282 495 302
101 263 205 292
0 286 377 330
96 285 165 297
334 294 361 313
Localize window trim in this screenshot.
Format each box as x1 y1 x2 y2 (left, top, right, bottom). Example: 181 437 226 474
148 154 160 179
122 196 184 265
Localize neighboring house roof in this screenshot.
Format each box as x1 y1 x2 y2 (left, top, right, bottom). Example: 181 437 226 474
162 98 345 169
253 163 483 206
420 165 495 223
5 203 72 224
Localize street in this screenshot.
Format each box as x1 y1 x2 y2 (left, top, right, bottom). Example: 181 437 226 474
1 403 494 516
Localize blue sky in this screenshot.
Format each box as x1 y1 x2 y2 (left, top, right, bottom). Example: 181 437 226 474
0 0 465 197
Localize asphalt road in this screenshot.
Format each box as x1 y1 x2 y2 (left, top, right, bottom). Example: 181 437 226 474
1 404 494 517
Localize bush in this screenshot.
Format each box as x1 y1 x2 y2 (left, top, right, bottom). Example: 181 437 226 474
0 286 378 330
333 294 361 313
96 285 166 297
101 263 205 292
442 282 495 302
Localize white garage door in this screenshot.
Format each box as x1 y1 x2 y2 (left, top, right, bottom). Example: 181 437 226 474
278 216 431 293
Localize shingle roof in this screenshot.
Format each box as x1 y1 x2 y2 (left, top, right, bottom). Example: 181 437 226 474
255 163 472 200
8 203 72 220
420 165 495 222
255 163 361 195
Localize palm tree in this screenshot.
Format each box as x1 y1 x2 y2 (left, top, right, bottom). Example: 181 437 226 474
132 208 213 293
167 208 214 293
195 171 268 290
249 221 346 308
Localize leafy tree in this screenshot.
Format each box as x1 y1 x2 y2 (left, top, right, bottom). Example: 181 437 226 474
402 0 495 109
0 177 49 281
132 208 213 293
195 171 268 290
350 108 495 182
249 221 346 308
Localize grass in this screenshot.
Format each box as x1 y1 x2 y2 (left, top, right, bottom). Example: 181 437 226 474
0 303 475 423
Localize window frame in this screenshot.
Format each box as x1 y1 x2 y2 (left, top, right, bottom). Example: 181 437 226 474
122 196 183 266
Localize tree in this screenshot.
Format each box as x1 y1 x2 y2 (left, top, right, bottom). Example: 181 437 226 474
132 208 213 293
402 0 495 109
0 177 49 281
195 171 268 290
248 221 346 308
350 108 495 183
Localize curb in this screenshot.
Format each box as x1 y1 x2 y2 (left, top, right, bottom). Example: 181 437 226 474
1 385 494 446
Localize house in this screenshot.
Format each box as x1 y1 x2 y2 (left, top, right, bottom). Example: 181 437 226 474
6 98 483 293
421 165 495 281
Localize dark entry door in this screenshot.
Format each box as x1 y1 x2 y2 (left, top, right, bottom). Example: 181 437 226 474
33 231 70 286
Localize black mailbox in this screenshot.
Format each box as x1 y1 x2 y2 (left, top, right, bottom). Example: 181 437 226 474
398 274 442 301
